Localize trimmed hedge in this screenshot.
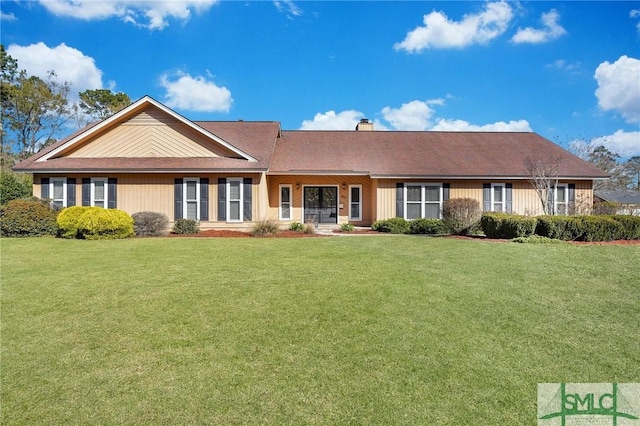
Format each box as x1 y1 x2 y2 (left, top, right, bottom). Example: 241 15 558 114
481 213 537 239
409 218 450 235
0 198 58 237
372 218 410 234
533 215 640 242
132 211 169 237
612 215 640 240
68 207 134 240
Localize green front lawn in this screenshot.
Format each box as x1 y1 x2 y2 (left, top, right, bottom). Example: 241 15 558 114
1 237 638 424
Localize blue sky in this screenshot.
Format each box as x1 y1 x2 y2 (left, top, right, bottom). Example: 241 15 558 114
1 1 639 157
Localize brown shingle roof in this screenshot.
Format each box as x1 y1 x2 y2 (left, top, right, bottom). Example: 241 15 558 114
269 130 608 179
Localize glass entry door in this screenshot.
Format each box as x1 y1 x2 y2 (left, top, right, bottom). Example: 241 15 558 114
304 187 338 224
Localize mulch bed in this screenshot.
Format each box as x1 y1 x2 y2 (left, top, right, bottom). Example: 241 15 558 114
168 230 639 245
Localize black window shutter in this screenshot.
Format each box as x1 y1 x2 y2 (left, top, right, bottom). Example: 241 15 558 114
217 178 226 221
396 183 404 218
200 178 209 221
505 183 513 213
442 183 450 202
243 178 252 221
568 183 575 214
483 183 491 211
41 178 50 199
82 178 91 206
107 178 117 209
67 178 76 206
174 178 183 220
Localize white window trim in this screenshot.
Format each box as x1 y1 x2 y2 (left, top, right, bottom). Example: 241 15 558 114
404 183 443 220
491 183 506 212
279 184 292 221
555 184 568 215
183 178 200 221
226 178 243 222
91 177 108 208
349 185 362 221
50 178 67 208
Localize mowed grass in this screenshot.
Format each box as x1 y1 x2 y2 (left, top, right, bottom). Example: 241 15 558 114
1 236 638 425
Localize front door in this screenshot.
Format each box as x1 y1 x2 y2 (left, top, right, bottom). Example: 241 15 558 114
304 187 338 224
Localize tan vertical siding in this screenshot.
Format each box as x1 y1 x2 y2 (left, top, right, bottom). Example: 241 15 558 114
374 179 594 220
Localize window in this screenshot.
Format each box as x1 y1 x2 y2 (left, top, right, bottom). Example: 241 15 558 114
184 178 200 220
349 185 362 221
50 178 67 209
91 178 107 208
279 185 292 220
227 178 243 221
492 184 505 212
405 184 442 219
555 184 568 215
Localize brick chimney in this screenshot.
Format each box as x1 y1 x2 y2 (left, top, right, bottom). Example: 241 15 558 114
356 118 373 131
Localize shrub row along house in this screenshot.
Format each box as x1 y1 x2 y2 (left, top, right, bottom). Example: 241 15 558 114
14 96 608 230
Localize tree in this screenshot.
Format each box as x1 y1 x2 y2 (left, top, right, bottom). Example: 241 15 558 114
623 156 640 191
1 45 73 163
525 155 561 215
587 145 631 190
0 170 32 205
78 89 131 123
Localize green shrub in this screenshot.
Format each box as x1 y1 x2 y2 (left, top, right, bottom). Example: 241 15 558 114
0 199 58 237
76 208 134 240
57 206 90 239
132 211 169 237
511 235 565 244
442 198 481 235
173 218 199 235
577 216 622 242
251 219 280 236
611 215 640 240
534 216 582 241
409 218 449 235
535 215 633 242
289 221 304 231
372 218 410 234
0 172 32 205
481 213 537 239
340 222 355 232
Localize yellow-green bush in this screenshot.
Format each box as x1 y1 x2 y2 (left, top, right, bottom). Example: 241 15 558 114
76 208 134 240
57 206 90 239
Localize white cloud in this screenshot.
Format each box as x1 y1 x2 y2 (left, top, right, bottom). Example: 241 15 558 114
7 42 104 95
430 119 532 132
393 1 512 52
1 11 17 21
39 0 218 30
159 71 232 113
274 0 302 19
299 110 365 130
631 9 640 33
572 130 640 158
300 99 530 133
594 55 640 124
381 100 440 130
511 9 566 44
